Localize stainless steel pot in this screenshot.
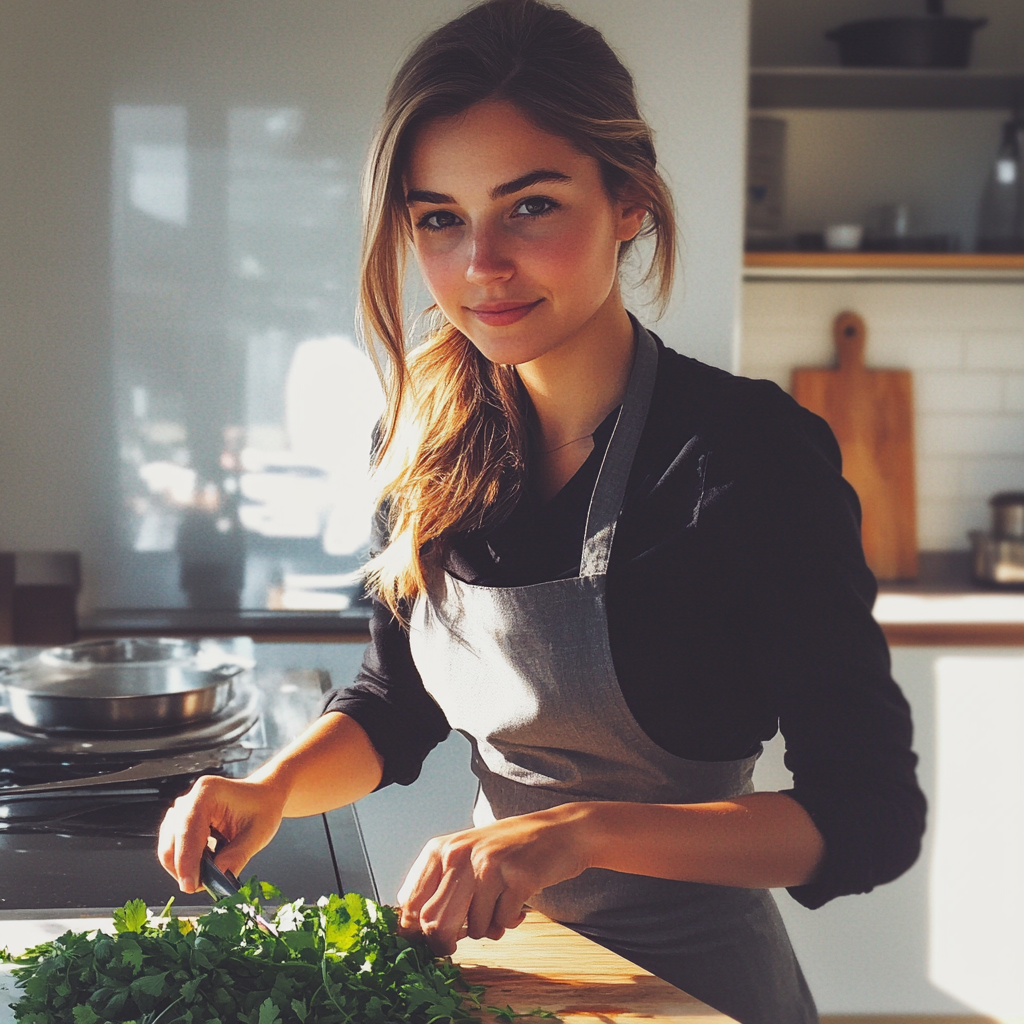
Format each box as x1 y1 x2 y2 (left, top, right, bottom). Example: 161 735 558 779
0 637 250 733
990 491 1024 540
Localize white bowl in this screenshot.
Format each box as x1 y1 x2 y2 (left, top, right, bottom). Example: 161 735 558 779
825 223 864 251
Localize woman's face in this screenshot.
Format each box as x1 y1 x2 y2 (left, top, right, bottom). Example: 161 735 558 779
404 99 646 367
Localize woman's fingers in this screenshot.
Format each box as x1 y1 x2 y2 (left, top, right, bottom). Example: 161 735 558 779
155 775 285 894
417 866 478 955
397 840 444 932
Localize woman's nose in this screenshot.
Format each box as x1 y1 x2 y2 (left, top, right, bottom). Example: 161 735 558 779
465 228 514 283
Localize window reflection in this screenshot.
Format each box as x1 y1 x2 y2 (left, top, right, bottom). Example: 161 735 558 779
112 105 379 611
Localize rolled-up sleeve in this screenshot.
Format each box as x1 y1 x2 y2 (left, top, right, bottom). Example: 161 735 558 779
721 384 927 908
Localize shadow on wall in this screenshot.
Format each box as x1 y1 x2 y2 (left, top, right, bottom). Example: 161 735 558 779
755 648 1024 1018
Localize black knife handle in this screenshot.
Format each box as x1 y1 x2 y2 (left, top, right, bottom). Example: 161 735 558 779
200 846 240 900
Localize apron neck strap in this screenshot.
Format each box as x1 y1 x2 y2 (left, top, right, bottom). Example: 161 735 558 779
581 319 659 578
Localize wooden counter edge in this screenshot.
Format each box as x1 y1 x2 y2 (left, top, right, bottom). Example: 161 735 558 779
744 252 1024 271
880 621 1024 646
453 911 736 1022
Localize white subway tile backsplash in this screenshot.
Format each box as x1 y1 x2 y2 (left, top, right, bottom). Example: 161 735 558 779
964 333 1024 370
961 457 1024 498
742 281 1024 550
742 329 831 369
919 415 1024 456
917 372 1003 413
864 330 964 370
917 457 962 499
918 497 989 550
1004 375 1024 412
741 364 791 391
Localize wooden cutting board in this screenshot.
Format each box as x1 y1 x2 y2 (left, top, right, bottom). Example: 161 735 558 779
456 911 735 1022
792 311 918 580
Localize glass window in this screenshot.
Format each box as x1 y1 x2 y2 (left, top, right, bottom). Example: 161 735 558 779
111 105 382 612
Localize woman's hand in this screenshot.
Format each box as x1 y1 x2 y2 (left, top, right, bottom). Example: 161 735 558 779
156 712 384 894
397 805 593 956
157 775 287 894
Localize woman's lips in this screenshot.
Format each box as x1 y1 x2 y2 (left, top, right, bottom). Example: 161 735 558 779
467 298 543 326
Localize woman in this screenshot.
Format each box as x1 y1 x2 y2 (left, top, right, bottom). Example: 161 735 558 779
159 3 926 1022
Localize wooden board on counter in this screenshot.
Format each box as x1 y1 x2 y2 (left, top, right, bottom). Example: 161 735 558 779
455 911 735 1022
792 311 917 581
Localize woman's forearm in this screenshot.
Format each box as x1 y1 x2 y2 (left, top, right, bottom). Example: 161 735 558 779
246 711 385 817
570 792 825 889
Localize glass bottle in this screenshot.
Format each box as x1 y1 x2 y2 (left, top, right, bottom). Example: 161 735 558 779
976 119 1024 252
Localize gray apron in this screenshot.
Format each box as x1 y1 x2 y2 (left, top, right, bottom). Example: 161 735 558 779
409 324 818 1024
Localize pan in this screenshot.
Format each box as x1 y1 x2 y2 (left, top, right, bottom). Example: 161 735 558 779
826 0 987 69
0 637 250 733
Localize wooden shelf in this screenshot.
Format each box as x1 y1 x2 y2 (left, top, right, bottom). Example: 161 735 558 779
750 66 1024 110
744 251 1024 281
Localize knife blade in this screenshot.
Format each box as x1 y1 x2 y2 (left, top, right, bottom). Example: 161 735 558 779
200 847 278 935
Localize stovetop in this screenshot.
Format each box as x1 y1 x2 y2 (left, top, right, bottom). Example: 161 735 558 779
0 644 376 912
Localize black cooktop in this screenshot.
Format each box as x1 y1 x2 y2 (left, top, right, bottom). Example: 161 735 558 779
0 647 377 914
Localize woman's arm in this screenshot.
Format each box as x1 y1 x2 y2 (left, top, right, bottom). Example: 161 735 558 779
250 710 385 815
397 791 824 955
157 712 383 894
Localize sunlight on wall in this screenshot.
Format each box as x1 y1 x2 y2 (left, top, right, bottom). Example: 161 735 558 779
930 654 1024 1023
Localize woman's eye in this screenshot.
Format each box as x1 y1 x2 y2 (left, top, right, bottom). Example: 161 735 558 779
416 210 463 232
512 196 559 219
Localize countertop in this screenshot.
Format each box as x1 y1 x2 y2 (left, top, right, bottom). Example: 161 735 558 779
875 552 1024 645
77 554 1024 648
0 911 734 1023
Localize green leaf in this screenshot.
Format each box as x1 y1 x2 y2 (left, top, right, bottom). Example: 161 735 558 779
113 898 149 934
120 936 145 972
72 1006 100 1024
180 976 201 1002
259 881 282 901
290 998 309 1023
257 998 281 1024
131 970 168 997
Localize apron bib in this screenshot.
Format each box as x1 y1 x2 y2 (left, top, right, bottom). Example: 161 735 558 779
410 323 818 1024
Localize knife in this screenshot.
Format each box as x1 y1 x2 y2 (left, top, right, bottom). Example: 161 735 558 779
0 745 250 796
200 847 278 936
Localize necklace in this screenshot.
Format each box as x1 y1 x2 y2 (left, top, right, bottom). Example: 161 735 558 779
543 432 594 455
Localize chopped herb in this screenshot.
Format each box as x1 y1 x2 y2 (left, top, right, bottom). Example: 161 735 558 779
1 881 494 1024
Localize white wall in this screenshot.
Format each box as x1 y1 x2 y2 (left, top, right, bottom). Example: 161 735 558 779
0 0 749 611
742 280 1024 550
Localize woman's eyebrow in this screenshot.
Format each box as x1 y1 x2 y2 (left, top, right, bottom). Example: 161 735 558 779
405 169 572 206
490 169 572 199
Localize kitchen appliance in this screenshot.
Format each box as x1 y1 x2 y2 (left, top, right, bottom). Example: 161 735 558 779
970 492 1024 586
977 118 1024 252
792 312 918 581
0 638 376 914
826 0 987 69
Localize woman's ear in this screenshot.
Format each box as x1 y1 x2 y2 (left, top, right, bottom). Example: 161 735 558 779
616 199 649 242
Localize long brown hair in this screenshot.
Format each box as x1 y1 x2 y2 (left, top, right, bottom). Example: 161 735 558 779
361 0 676 615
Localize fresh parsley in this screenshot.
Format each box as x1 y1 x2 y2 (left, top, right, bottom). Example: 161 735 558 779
2 881 489 1024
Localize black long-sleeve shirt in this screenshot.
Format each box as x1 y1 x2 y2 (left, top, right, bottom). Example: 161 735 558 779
322 334 926 910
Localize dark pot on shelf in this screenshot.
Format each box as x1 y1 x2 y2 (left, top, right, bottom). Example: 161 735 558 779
826 0 987 69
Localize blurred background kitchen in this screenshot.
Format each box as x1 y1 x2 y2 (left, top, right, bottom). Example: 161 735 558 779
1 2 1022 1022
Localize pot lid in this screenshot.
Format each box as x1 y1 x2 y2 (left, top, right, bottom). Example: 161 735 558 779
3 637 252 699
